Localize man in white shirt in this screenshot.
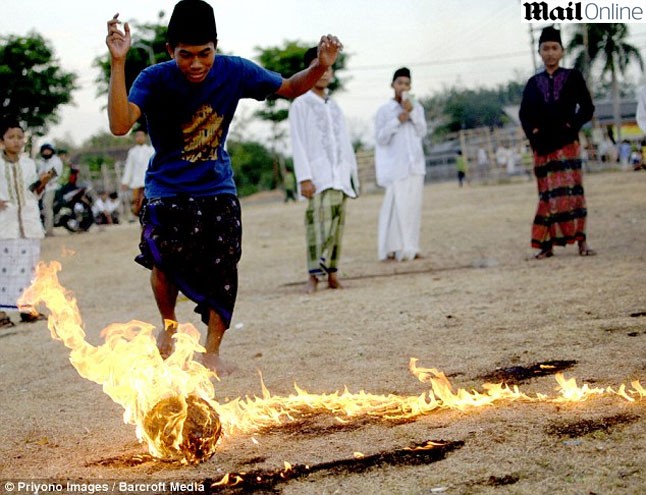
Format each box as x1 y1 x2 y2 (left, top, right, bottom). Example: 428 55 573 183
289 46 359 293
121 128 154 220
36 144 64 236
374 67 428 261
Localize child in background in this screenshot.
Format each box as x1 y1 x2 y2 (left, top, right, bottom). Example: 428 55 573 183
0 119 51 326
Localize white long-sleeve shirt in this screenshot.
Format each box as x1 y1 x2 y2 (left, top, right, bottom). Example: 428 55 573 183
374 99 427 187
121 143 154 189
289 91 359 198
0 155 45 239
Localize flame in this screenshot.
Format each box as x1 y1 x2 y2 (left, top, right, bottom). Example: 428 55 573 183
20 262 644 465
19 262 220 464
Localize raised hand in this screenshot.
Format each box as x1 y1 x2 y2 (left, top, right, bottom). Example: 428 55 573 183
106 13 131 61
317 35 343 68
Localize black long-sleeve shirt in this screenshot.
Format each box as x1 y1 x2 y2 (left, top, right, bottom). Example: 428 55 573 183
519 67 594 155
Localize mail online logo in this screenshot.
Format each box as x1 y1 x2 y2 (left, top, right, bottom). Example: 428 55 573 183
521 1 646 23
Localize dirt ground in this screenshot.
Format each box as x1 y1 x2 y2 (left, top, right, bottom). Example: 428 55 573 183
0 170 644 494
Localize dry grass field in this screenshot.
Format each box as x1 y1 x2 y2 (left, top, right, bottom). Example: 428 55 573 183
0 170 644 494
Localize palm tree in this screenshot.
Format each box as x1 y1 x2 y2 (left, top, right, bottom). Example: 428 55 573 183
567 24 644 143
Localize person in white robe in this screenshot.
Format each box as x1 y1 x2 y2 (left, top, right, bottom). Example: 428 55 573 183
374 67 428 261
0 119 52 326
121 127 154 220
289 47 359 293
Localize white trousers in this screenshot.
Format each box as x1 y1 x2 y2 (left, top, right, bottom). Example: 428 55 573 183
378 174 424 261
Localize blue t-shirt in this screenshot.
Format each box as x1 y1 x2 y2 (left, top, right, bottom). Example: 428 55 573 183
128 56 282 198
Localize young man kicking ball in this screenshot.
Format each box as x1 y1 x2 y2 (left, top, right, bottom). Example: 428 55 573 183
105 0 342 374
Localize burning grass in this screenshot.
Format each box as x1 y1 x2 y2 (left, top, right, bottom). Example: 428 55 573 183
17 261 646 467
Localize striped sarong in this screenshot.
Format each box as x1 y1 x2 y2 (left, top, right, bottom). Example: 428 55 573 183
305 189 347 276
531 142 587 251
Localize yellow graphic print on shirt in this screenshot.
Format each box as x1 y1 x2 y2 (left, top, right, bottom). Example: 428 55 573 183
181 104 224 162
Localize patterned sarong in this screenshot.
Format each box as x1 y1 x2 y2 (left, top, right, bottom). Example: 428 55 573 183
136 195 241 328
0 239 40 310
531 142 587 251
305 189 347 276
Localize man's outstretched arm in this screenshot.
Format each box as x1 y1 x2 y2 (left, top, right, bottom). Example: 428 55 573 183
275 34 343 99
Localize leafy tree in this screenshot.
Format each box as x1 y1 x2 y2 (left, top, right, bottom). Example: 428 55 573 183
0 32 77 136
567 24 644 142
227 140 277 197
74 131 130 174
81 131 131 150
421 81 524 140
83 154 116 174
93 12 170 107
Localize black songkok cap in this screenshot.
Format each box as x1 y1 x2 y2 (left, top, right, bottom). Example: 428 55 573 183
303 46 318 68
392 67 411 82
538 26 562 47
167 0 218 47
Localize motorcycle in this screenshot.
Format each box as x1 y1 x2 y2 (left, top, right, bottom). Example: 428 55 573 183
53 184 95 233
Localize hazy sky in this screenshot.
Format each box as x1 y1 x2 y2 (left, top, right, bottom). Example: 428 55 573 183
3 0 646 147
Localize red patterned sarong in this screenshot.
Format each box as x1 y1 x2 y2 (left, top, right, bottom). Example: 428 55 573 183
531 142 587 250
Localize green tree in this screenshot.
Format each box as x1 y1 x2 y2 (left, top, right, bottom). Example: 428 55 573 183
81 131 131 150
421 81 524 140
227 140 277 197
0 32 77 136
567 23 644 142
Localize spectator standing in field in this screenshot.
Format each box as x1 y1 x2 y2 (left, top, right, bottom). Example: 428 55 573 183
289 46 359 293
374 67 427 262
519 26 595 259
121 127 154 220
0 119 51 327
455 150 467 187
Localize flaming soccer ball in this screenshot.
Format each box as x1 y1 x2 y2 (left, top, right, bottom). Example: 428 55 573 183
143 395 222 464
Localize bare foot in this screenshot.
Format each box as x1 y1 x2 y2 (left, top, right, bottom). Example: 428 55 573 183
578 241 597 256
306 275 319 294
534 249 554 260
199 352 235 377
328 273 343 289
157 319 178 359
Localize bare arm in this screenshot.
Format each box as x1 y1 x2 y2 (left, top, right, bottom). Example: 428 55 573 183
275 35 343 99
106 14 141 135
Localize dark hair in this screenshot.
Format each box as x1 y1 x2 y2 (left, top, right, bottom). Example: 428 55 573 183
0 118 23 139
167 0 218 48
